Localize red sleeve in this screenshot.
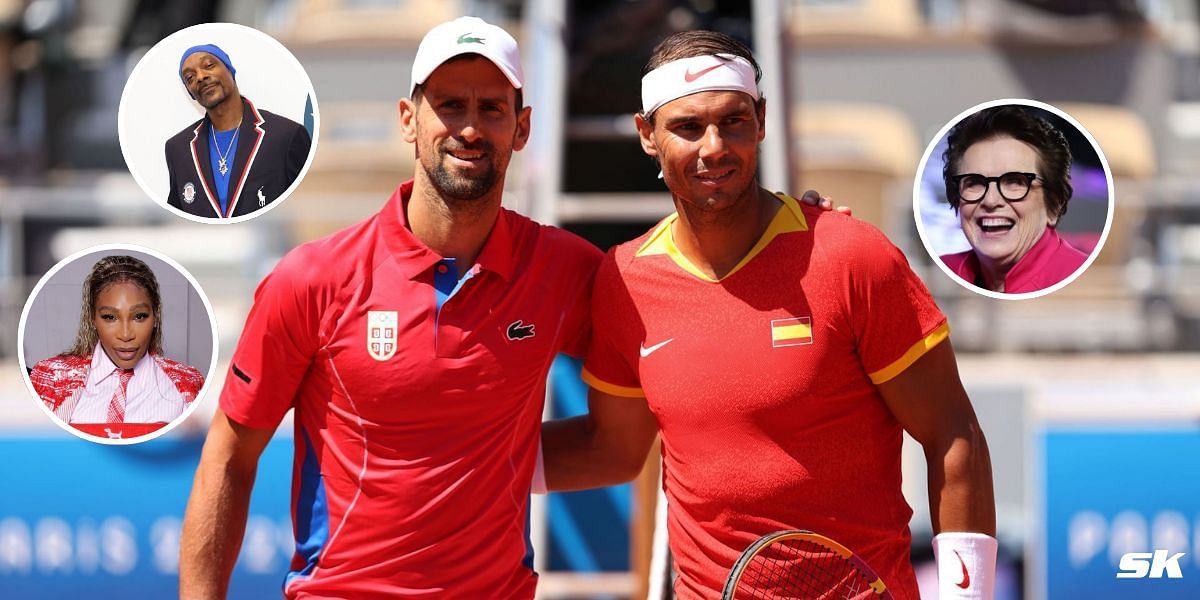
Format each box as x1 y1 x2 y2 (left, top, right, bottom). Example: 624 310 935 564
556 236 603 359
847 224 949 384
219 247 327 429
581 249 645 398
30 358 69 412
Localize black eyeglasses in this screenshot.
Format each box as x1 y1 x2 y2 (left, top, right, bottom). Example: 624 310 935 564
951 172 1039 203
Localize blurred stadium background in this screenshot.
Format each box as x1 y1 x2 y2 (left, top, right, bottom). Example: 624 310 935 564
2 0 1200 598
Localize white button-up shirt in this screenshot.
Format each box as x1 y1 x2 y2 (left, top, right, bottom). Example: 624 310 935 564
70 343 188 423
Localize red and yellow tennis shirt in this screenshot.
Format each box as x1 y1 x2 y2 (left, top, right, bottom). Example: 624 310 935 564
220 180 601 598
582 193 947 600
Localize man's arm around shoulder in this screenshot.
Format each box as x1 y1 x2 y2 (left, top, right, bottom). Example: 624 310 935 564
541 387 658 491
179 409 274 599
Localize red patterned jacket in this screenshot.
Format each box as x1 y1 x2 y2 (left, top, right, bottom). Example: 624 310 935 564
30 353 204 421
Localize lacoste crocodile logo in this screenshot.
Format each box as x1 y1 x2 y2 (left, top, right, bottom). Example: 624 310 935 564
507 320 535 341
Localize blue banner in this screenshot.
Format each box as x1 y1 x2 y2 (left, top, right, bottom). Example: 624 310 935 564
0 435 294 598
1042 428 1200 599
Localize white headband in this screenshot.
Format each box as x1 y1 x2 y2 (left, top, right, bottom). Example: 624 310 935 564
640 54 759 116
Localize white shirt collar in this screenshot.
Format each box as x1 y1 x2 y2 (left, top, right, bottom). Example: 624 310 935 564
86 342 153 387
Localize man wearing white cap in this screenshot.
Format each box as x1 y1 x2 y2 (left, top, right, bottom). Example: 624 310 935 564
179 16 602 598
541 30 998 600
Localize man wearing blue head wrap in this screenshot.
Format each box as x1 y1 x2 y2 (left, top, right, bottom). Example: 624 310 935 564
164 43 311 219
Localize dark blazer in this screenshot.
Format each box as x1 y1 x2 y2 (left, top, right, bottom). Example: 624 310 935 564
165 96 311 219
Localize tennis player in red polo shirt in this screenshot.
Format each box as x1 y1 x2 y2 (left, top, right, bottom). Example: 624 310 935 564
178 17 603 598
541 31 998 600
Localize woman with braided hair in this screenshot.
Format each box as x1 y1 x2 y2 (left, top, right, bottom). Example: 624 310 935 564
29 255 204 438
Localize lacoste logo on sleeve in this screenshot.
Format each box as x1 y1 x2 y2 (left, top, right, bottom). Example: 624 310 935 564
507 320 535 340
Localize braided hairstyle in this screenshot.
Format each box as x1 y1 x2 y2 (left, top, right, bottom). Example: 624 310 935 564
66 255 164 357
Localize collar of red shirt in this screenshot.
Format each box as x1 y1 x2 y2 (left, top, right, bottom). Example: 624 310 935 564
379 180 514 282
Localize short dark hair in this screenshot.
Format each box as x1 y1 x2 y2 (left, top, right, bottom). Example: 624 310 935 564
410 54 523 112
942 105 1073 220
640 30 763 125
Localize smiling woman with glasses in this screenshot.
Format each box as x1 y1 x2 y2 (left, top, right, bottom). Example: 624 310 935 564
938 105 1089 294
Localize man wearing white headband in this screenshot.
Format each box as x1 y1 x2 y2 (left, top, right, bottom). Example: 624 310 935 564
541 30 997 600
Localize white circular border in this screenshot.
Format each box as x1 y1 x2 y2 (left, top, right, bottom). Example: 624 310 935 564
16 244 221 445
117 22 320 225
912 98 1116 301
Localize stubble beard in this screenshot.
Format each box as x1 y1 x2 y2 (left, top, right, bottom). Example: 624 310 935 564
672 160 759 224
423 141 503 211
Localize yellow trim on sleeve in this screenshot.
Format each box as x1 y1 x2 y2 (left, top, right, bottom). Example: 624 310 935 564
581 367 646 398
867 321 951 384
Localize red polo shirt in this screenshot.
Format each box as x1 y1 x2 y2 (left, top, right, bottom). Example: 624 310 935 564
220 181 601 598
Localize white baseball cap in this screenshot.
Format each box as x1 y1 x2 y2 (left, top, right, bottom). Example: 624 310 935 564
409 16 524 97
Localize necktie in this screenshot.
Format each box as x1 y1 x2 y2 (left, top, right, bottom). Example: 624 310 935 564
107 368 135 423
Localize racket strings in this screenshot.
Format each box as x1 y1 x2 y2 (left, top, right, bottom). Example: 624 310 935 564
735 538 878 599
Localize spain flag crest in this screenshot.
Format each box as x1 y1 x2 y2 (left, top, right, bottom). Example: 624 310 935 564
771 316 813 347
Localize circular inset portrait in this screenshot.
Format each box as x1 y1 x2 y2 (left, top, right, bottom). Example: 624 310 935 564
118 22 318 223
914 99 1114 299
18 245 218 444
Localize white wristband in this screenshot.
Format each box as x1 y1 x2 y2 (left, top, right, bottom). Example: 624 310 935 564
531 440 547 494
932 531 997 600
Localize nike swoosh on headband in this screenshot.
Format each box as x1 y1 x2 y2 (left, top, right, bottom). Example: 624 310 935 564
683 63 724 82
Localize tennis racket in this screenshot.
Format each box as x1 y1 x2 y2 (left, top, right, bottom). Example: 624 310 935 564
721 530 894 600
